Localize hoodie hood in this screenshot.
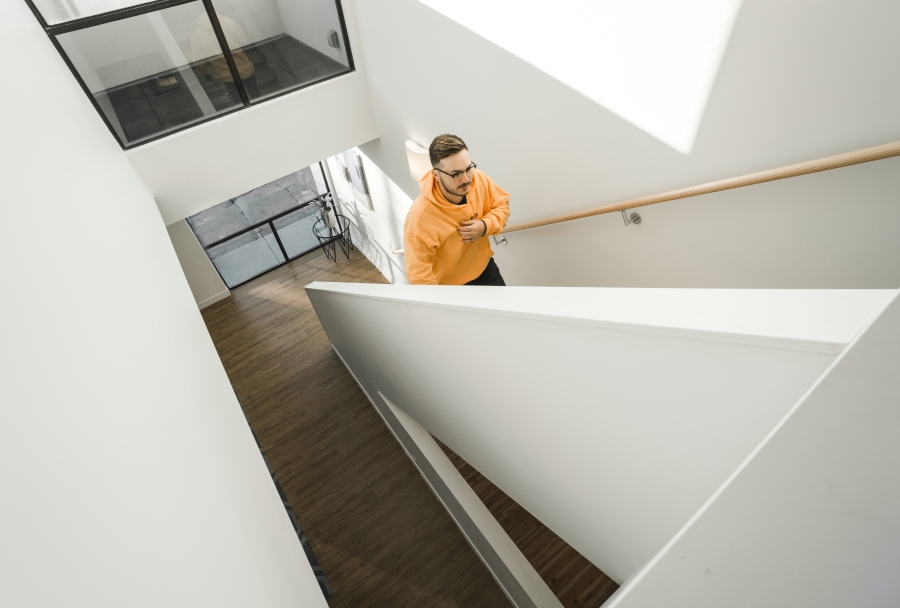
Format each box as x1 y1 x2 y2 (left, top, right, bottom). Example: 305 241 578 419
418 170 475 209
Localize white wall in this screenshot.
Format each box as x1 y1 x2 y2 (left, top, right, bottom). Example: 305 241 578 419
415 0 744 154
352 0 900 289
306 283 894 583
127 0 377 225
492 156 900 289
325 148 410 283
128 78 377 225
0 5 328 606
167 219 231 308
608 289 900 608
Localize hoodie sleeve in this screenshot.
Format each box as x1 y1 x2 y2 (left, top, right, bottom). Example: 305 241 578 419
404 222 440 285
480 175 510 236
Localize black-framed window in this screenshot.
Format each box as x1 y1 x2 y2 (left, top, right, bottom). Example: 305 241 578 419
26 0 354 149
187 161 337 288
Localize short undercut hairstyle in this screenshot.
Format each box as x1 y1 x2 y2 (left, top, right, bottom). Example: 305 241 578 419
429 134 468 167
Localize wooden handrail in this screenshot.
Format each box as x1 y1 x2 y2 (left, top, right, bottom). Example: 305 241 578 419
502 140 900 234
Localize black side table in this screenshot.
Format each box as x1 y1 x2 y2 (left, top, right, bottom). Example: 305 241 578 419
312 213 352 262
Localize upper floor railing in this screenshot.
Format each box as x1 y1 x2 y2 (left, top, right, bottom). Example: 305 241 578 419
25 0 353 149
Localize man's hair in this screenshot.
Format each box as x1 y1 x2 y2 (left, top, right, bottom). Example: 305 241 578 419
429 134 468 167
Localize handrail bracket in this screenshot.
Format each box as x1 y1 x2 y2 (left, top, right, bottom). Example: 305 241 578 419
622 210 642 226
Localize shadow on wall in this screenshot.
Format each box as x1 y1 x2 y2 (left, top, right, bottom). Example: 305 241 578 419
336 195 406 284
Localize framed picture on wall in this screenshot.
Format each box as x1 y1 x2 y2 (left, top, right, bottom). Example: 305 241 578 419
341 150 374 211
337 154 352 184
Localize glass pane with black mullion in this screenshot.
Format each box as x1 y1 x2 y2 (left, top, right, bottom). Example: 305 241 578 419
206 225 286 288
208 0 351 103
55 1 242 147
273 161 331 258
30 0 168 25
187 166 324 248
273 204 323 259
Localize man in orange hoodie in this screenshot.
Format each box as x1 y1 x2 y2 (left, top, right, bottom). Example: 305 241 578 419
404 134 510 285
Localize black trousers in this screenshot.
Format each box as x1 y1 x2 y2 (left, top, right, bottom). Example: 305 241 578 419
465 257 506 286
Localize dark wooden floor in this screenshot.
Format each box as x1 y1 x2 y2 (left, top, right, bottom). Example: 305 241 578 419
201 248 618 607
201 251 511 607
436 441 619 608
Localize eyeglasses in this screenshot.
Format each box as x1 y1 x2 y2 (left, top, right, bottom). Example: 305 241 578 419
435 163 477 181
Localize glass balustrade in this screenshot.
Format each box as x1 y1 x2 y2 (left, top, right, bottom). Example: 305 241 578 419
57 3 242 146
32 0 154 25
29 0 352 148
208 0 350 103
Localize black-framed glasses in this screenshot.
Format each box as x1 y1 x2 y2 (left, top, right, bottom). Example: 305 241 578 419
435 163 477 181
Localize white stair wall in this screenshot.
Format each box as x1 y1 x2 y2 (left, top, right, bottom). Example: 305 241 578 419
608 288 900 607
307 283 894 583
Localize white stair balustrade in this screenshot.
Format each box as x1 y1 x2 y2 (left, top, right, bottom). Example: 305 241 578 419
306 284 896 595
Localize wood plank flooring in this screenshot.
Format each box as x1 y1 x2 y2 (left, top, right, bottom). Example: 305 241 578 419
201 248 618 607
436 441 620 608
201 252 511 607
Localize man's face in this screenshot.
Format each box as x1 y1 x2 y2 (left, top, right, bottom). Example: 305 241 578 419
434 149 473 198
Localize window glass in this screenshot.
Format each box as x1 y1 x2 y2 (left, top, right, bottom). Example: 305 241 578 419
187 165 324 247
208 0 350 102
57 2 242 147
207 225 286 287
273 205 322 259
33 0 153 25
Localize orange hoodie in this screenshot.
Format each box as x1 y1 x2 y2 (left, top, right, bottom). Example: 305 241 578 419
404 169 510 285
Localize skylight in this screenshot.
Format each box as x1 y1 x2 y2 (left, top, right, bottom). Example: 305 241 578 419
416 0 743 153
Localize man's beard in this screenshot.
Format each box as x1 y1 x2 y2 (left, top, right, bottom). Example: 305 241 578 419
440 178 471 198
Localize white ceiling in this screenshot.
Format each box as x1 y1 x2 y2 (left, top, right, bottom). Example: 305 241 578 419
416 0 743 153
